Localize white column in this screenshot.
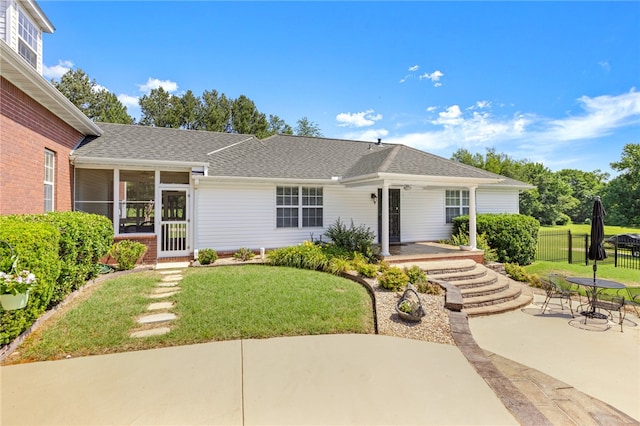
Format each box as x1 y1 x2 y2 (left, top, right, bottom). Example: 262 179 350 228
468 186 477 250
113 169 120 235
381 183 390 256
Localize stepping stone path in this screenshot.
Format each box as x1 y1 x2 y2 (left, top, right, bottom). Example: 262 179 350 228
130 269 184 338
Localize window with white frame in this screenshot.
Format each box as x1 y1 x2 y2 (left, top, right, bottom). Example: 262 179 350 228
276 186 323 228
18 10 39 68
445 189 469 223
44 150 55 212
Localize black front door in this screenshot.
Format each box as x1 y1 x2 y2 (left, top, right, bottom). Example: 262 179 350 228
378 188 401 244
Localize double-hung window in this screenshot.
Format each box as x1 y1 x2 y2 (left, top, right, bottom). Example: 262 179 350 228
276 186 323 228
18 10 39 69
44 150 55 212
445 190 469 223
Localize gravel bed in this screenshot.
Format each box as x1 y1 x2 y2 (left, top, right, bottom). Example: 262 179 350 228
364 278 455 345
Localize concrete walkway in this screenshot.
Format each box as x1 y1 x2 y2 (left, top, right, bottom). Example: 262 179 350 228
469 293 640 422
0 334 518 425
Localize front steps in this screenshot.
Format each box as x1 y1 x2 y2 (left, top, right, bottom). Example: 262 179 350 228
401 259 533 316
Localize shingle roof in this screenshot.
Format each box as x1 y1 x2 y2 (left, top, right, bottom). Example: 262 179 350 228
73 125 532 188
73 123 254 163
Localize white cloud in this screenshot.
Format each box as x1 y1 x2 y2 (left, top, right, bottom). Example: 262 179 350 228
341 128 389 142
118 94 140 108
384 89 640 171
598 61 611 73
336 109 383 128
419 70 444 87
426 106 438 113
543 89 640 141
408 65 419 72
43 60 74 80
138 77 178 93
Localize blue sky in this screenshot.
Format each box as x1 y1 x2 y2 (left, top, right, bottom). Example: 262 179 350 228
39 1 639 176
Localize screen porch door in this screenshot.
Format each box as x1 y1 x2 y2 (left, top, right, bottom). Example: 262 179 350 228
159 188 190 257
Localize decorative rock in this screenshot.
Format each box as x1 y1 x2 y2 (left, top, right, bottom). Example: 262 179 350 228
137 312 176 324
130 327 171 338
147 302 173 311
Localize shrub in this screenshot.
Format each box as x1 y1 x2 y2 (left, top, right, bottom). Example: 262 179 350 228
327 257 352 275
453 214 540 265
504 263 542 288
109 240 147 270
356 263 378 278
0 218 60 345
415 280 441 295
233 247 255 261
446 232 498 264
404 265 426 284
325 218 377 261
378 266 409 291
18 212 113 303
197 248 218 265
267 242 329 271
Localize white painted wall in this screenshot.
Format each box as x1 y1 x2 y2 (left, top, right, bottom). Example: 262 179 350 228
195 181 522 252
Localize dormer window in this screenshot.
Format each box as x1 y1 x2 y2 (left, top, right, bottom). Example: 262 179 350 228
18 9 39 68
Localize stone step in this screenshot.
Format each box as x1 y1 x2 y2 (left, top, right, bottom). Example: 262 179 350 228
161 275 183 282
446 272 498 289
137 312 177 324
422 259 478 275
147 301 174 311
464 283 534 316
463 280 523 309
130 327 172 338
148 290 180 299
427 264 488 282
460 275 511 298
158 269 184 275
157 281 180 287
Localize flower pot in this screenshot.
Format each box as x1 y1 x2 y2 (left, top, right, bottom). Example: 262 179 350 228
459 245 473 251
1 291 29 310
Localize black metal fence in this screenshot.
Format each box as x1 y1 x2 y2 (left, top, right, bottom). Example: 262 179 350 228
536 231 640 270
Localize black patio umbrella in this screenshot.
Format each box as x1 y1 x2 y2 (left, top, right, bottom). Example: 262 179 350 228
588 196 607 282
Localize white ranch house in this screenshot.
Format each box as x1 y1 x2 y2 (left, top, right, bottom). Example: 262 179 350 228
72 123 533 263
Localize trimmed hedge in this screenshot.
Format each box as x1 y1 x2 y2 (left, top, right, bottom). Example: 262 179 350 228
0 219 60 345
0 212 114 345
453 213 540 265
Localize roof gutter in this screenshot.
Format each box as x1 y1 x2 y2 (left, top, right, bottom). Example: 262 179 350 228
0 41 102 136
340 172 503 186
70 156 207 169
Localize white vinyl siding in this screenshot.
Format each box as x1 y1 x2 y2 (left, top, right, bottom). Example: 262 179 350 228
194 182 523 252
476 188 520 214
196 182 377 252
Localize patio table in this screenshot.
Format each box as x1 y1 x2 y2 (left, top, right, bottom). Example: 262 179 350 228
566 277 626 320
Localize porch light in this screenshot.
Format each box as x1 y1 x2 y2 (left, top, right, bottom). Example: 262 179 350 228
370 193 377 204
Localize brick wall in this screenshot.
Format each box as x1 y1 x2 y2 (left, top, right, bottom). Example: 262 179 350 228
0 77 85 215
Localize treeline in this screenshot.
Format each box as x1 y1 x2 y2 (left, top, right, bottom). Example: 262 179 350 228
451 144 640 227
53 68 322 138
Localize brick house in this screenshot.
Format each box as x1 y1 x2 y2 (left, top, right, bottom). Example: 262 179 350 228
0 0 101 215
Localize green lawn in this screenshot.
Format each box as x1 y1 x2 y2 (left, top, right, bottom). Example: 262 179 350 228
539 224 640 235
6 265 374 364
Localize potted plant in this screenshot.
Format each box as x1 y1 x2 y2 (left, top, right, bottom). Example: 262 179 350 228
0 269 37 310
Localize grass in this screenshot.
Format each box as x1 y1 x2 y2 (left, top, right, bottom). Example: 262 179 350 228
539 224 640 235
6 265 374 364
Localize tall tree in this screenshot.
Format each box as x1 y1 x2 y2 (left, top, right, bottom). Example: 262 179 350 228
200 90 232 132
267 115 293 136
179 90 202 130
295 117 323 137
602 143 640 226
54 68 133 124
139 87 183 128
556 169 608 224
231 95 269 137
